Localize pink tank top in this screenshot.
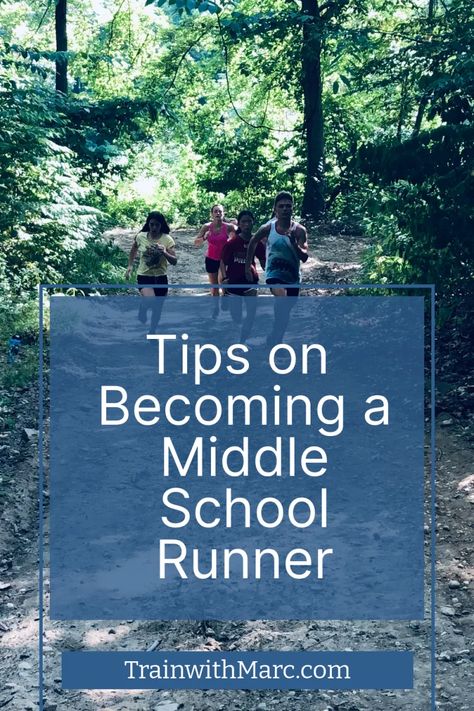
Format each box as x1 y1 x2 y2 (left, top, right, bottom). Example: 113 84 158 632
206 223 228 260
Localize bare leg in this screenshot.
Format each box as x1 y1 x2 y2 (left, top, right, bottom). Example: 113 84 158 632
138 287 155 323
149 298 165 334
208 272 220 297
229 294 243 324
267 289 296 345
208 272 220 317
270 287 286 297
241 296 257 341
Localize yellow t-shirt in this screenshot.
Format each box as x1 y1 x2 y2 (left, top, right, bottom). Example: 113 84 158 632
135 233 175 277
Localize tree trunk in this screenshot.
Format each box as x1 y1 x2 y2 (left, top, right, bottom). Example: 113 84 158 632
412 95 428 137
301 0 325 219
413 1 436 135
55 0 68 94
396 77 408 142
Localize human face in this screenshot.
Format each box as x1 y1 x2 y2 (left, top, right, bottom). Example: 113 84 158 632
238 215 253 239
274 199 293 221
148 218 161 236
211 205 224 222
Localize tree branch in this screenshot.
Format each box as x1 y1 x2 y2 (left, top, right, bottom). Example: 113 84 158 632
161 29 209 99
216 15 301 133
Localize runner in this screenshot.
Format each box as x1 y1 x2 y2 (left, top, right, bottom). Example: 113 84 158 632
220 210 266 341
194 204 236 297
125 210 177 332
245 191 308 296
244 192 308 344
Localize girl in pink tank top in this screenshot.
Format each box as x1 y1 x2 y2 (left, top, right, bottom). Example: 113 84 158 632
194 204 236 296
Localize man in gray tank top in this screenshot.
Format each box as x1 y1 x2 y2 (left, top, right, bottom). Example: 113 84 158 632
245 191 308 296
245 192 309 344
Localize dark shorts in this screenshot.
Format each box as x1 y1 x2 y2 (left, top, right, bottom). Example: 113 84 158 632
205 257 220 274
266 277 299 297
137 274 168 296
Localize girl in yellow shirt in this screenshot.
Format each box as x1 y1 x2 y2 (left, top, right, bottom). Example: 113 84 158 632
126 211 177 331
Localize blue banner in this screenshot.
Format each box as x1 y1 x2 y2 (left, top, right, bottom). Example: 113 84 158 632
62 650 413 690
50 295 424 620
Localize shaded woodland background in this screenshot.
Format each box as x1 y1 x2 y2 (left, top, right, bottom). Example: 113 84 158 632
0 0 472 386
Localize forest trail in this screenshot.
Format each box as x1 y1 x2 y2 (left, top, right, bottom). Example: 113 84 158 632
105 224 365 288
0 229 472 711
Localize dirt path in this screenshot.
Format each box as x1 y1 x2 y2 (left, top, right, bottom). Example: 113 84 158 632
0 229 472 711
104 225 365 289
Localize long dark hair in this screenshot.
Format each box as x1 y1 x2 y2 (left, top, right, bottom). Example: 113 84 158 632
236 210 254 234
140 211 171 234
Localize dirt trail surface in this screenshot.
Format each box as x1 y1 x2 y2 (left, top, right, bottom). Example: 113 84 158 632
1 228 473 711
104 224 364 289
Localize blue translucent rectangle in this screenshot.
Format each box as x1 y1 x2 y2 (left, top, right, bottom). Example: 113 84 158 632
62 650 413 689
50 295 424 620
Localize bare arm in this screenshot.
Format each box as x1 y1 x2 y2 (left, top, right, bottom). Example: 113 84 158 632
218 258 227 284
256 242 266 270
164 245 177 266
291 225 309 262
194 223 211 247
125 241 139 278
151 242 177 266
219 242 230 284
245 225 270 281
225 222 237 240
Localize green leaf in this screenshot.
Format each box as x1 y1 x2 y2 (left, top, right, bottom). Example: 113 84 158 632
332 80 339 94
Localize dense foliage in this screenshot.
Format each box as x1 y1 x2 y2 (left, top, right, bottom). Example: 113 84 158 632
0 0 472 321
